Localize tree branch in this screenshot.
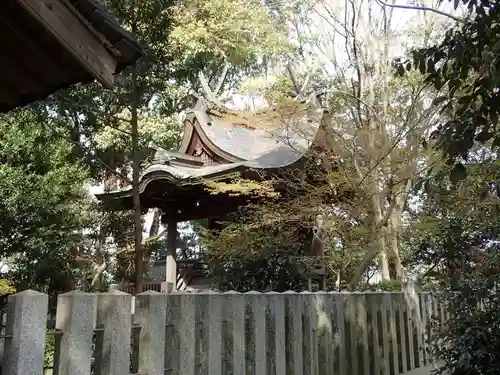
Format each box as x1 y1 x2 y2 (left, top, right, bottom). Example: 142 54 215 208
299 72 311 98
105 123 133 137
375 0 465 23
45 122 133 185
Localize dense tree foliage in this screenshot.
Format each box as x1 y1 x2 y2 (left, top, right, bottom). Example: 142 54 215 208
410 0 500 171
0 109 91 293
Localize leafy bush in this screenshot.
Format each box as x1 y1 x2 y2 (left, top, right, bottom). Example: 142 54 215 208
357 280 404 292
431 248 500 374
0 279 15 295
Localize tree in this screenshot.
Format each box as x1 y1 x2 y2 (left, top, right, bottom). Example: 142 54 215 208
404 156 500 281
408 0 500 174
396 146 500 373
37 0 290 292
201 0 448 291
0 108 92 299
410 167 500 373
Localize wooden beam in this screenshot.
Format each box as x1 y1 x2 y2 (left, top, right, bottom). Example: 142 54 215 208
15 0 117 88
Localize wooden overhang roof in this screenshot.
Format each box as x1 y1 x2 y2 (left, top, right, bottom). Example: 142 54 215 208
95 94 325 221
0 0 143 113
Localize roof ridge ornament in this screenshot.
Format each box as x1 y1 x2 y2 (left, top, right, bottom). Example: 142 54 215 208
286 61 312 101
198 62 231 107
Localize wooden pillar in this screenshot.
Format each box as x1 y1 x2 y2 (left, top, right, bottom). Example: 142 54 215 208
161 217 177 293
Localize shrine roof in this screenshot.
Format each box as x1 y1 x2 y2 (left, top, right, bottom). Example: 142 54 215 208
95 94 325 217
188 99 321 164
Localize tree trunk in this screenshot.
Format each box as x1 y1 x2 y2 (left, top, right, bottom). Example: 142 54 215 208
371 178 391 281
131 19 143 294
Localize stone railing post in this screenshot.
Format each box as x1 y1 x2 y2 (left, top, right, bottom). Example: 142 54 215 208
284 291 303 375
54 291 97 375
2 290 49 375
96 290 132 375
135 291 167 375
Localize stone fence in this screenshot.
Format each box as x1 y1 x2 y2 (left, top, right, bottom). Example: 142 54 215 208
0 290 444 375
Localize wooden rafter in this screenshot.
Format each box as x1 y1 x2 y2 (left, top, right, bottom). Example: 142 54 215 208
15 0 117 87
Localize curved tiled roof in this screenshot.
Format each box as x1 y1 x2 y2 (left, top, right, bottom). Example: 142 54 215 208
95 94 325 205
191 95 323 167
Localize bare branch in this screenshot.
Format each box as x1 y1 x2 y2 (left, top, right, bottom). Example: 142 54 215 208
105 123 133 136
299 71 312 96
375 0 465 23
90 261 107 288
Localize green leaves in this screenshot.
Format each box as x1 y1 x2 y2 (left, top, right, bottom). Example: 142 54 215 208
410 3 500 166
0 109 91 292
432 96 448 106
450 162 468 184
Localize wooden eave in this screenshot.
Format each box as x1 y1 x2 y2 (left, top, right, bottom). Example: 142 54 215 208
100 178 254 222
18 0 118 87
0 0 143 112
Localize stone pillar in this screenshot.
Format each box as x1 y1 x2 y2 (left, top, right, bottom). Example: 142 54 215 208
55 291 98 375
135 291 167 375
284 291 303 375
162 217 177 293
3 290 49 375
96 290 132 375
108 284 121 291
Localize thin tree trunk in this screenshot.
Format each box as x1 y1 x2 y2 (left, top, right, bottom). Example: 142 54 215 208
373 195 391 280
131 18 143 294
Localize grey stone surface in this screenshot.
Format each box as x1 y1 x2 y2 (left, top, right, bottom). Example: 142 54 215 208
387 293 400 375
315 292 333 375
405 362 443 375
55 291 98 375
397 293 409 372
366 293 383 374
2 290 49 375
178 294 195 375
356 294 370 375
164 294 181 375
380 293 392 375
135 291 167 375
266 292 286 375
207 293 223 375
245 292 267 375
331 293 347 375
227 291 245 375
345 294 360 375
300 292 317 375
284 292 303 375
96 290 132 375
0 290 446 375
